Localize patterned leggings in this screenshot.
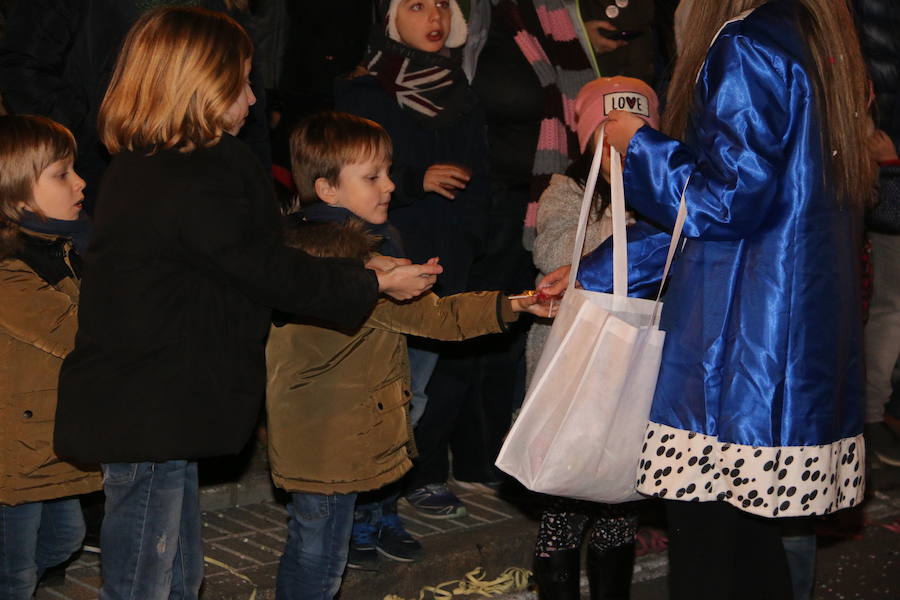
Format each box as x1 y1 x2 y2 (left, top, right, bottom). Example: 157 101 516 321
534 497 639 556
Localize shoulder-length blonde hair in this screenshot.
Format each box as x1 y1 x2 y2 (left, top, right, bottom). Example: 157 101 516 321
99 6 253 154
664 0 874 205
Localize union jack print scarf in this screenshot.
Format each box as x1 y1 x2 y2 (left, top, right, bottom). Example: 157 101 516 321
365 33 477 129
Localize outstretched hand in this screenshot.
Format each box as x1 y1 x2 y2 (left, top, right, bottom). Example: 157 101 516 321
375 260 443 301
537 264 571 299
511 294 559 319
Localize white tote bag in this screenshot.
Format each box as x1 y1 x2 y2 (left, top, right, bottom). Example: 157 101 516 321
496 128 687 503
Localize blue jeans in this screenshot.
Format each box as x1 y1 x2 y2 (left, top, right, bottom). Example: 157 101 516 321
100 461 203 600
407 346 439 428
276 492 357 600
0 497 86 600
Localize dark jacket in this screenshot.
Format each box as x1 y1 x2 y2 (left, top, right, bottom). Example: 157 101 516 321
54 135 379 463
0 0 271 211
335 74 489 295
855 0 900 144
0 229 101 505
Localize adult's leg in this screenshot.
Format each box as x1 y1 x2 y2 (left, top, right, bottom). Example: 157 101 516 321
99 460 198 600
666 500 791 600
276 492 357 600
0 501 43 600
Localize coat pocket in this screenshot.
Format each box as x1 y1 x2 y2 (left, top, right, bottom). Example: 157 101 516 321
367 377 411 462
13 389 64 477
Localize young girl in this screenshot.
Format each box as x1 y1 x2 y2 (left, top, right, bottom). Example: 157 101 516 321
0 114 101 600
528 77 662 600
335 0 489 557
51 8 440 600
543 1 875 598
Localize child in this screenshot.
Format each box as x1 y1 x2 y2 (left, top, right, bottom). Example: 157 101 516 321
266 110 553 599
0 114 101 599
545 1 875 597
335 0 490 524
527 77 661 600
51 9 440 600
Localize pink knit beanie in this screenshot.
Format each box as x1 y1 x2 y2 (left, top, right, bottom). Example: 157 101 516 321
575 77 660 152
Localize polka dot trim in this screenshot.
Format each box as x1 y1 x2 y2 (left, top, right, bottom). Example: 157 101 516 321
635 422 865 517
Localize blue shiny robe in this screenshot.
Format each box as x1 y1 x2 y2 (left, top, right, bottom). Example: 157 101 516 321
578 0 864 449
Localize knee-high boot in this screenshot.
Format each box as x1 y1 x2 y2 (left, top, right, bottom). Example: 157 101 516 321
533 548 581 600
586 543 635 600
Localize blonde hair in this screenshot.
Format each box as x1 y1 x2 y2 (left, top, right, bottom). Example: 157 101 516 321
0 115 76 256
99 7 253 154
663 0 875 205
290 111 392 206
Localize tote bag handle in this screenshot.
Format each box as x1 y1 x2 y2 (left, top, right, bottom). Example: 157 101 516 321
567 125 689 319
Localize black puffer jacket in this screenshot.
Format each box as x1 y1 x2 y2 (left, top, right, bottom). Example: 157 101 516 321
855 0 900 144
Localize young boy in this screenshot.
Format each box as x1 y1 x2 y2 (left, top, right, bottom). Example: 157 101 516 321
266 111 552 599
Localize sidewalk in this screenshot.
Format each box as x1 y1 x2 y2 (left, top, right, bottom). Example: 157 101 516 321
35 465 900 600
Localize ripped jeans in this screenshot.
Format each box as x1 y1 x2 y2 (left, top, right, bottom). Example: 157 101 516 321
99 461 203 600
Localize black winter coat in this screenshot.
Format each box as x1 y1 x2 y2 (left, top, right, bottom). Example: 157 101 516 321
0 0 271 212
335 75 489 296
855 0 900 144
54 135 379 462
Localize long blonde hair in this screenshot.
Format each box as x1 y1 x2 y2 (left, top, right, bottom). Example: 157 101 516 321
664 0 874 204
99 7 253 154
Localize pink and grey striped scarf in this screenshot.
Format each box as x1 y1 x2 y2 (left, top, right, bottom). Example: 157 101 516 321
498 0 595 243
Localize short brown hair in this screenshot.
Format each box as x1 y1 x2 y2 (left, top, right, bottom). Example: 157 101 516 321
0 115 76 256
289 111 392 206
99 7 253 154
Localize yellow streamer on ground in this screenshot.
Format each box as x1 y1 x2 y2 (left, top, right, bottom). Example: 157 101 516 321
383 566 532 600
204 555 257 600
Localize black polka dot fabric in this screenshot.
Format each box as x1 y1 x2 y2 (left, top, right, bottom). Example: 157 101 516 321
635 422 864 517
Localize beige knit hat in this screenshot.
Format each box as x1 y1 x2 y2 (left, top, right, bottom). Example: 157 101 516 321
385 0 468 49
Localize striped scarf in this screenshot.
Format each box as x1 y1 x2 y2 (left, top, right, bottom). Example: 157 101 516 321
497 0 595 244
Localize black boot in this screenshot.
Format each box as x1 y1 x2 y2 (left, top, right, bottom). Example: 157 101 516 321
533 548 581 600
586 543 635 600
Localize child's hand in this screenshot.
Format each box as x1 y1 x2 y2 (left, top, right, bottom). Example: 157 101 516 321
869 129 899 163
511 294 559 319
424 164 471 199
376 263 443 300
366 255 412 272
536 265 571 299
605 110 646 155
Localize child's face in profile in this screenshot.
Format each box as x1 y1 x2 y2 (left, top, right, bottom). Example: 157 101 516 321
323 157 395 225
30 158 85 221
395 0 452 53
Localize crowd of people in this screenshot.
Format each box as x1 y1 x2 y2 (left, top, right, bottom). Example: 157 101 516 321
0 1 898 600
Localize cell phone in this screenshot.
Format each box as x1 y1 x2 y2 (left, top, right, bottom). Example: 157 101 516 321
599 29 644 41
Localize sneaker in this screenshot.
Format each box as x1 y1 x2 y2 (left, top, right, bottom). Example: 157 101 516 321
377 512 423 562
864 422 900 467
404 483 468 519
346 520 379 571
